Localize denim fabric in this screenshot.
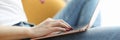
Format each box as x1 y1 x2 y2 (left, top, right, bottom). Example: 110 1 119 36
54 0 99 29
76 0 99 27
54 0 87 28
41 26 120 40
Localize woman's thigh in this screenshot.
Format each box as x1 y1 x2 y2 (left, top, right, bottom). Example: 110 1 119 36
41 26 120 40
53 0 87 27
53 0 99 28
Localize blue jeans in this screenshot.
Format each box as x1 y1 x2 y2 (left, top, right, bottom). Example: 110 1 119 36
41 27 120 40
40 0 120 40
54 0 100 28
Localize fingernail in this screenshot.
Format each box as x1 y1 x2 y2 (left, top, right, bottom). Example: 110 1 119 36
66 29 71 31
69 28 73 30
66 28 73 31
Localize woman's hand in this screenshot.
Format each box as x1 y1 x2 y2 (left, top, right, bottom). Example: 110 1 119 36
27 18 72 38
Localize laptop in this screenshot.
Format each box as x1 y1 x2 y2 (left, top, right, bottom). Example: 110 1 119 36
33 0 99 40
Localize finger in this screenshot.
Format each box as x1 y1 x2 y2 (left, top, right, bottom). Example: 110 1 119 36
43 18 55 22
60 19 71 28
58 20 72 28
49 20 73 31
55 20 73 31
38 18 55 26
52 27 66 32
46 18 72 29
45 18 55 22
47 18 54 21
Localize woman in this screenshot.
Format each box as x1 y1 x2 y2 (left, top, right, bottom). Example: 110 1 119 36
1 0 120 40
0 0 72 40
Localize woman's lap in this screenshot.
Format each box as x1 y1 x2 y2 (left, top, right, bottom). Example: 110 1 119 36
48 0 120 40
41 26 120 40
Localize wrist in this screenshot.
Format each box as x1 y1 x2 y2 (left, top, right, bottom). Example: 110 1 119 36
26 27 38 38
25 27 34 38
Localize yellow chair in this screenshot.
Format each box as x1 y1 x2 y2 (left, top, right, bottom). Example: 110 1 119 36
22 0 65 24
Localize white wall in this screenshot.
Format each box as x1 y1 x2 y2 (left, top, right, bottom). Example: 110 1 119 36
101 0 120 26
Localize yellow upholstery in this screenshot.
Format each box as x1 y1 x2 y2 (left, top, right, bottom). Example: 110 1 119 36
22 0 65 24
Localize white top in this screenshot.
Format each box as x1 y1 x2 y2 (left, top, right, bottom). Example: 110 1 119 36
0 0 27 26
